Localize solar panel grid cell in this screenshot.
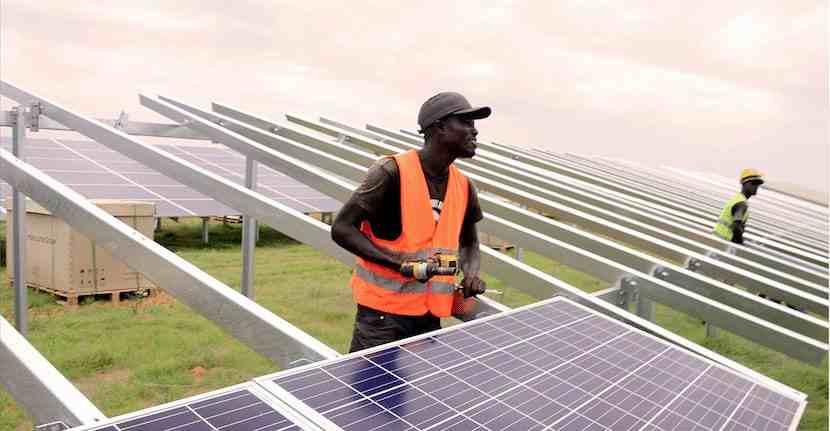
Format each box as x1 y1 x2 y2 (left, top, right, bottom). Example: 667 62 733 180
260 299 804 431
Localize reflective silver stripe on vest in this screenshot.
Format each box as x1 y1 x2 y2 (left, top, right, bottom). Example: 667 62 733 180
354 265 456 295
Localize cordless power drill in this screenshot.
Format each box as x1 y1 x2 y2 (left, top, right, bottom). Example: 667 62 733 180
399 253 459 281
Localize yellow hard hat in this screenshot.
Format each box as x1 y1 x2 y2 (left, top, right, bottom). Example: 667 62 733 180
740 168 764 184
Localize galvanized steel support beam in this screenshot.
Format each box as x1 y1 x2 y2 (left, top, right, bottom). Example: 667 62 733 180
201 217 210 245
1 314 106 428
11 106 28 336
241 157 258 298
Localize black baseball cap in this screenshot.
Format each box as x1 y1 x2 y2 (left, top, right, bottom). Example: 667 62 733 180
418 92 491 133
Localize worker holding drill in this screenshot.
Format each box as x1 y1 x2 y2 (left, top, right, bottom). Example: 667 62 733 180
331 92 489 352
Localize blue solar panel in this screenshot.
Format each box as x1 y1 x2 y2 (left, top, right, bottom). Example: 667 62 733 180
256 298 805 431
75 384 310 431
0 137 342 217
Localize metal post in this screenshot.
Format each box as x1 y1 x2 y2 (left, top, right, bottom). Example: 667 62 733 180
636 293 655 321
515 204 526 261
201 217 210 244
11 106 27 336
241 157 258 297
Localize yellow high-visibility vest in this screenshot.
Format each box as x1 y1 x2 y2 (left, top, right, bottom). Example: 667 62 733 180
714 193 749 241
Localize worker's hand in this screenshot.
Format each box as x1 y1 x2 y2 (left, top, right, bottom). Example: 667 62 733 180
460 275 486 298
400 261 432 282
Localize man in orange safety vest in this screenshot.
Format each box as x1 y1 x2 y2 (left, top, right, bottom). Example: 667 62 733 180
331 92 489 352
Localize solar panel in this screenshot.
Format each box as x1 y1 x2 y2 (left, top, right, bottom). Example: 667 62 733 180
256 298 805 431
0 137 341 217
74 383 317 431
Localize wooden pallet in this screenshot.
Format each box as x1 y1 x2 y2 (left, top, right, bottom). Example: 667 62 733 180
8 282 157 306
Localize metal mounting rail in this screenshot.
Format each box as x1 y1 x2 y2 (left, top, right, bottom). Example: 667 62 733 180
461 136 830 266
360 121 830 288
369 123 830 271
545 152 828 257
563 153 829 246
475 137 829 250
162 99 828 365
1 314 106 428
661 165 829 220
0 110 210 140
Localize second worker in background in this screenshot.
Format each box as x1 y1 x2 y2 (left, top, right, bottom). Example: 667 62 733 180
331 92 489 352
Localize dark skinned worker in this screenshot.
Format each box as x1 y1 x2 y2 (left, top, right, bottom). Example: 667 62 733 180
331 92 489 353
710 169 802 309
713 169 764 245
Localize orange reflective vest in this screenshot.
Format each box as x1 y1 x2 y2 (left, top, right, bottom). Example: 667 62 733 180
350 149 469 317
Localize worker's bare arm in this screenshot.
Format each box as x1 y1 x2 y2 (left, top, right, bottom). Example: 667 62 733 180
731 202 747 244
331 199 402 271
459 222 485 297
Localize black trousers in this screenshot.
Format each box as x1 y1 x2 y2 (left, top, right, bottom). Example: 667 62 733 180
348 304 441 353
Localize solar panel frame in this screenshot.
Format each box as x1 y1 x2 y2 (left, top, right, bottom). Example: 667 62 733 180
68 382 328 431
0 137 342 217
254 297 806 431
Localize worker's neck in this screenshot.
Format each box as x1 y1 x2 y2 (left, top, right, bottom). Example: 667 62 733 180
742 190 752 199
418 144 453 178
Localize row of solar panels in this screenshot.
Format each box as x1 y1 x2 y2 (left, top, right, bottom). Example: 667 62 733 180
0 137 341 217
71 300 805 431
0 81 824 431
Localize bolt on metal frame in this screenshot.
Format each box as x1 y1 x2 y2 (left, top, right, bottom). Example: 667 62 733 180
171 100 828 364
365 122 830 287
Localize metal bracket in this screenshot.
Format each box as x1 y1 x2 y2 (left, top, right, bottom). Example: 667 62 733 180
28 102 42 132
615 276 639 308
113 110 129 130
35 421 69 431
288 357 317 368
685 257 703 272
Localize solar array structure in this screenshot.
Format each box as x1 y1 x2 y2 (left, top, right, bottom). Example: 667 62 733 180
0 80 823 430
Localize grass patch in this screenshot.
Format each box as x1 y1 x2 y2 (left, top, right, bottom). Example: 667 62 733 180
0 218 826 430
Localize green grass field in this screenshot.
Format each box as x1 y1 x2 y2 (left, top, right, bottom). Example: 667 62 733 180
0 219 826 430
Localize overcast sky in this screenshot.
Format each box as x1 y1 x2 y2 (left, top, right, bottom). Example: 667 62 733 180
1 1 827 195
